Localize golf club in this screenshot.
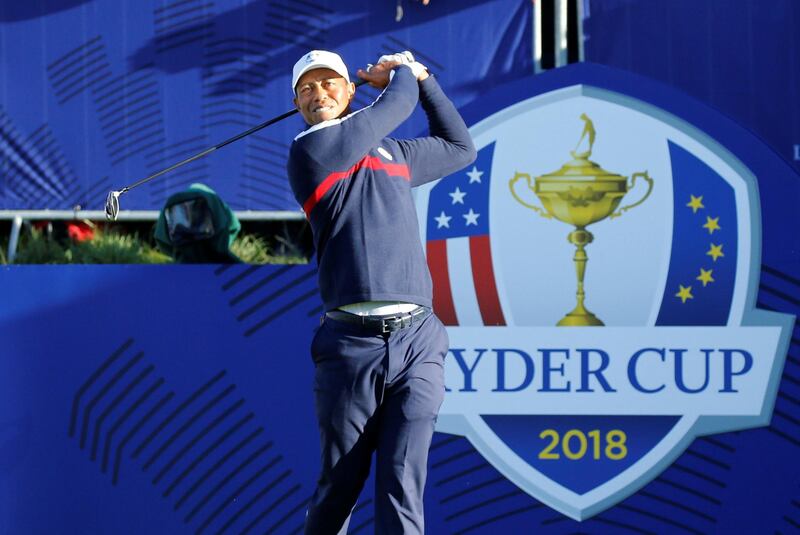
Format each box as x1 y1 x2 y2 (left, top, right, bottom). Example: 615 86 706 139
105 79 369 220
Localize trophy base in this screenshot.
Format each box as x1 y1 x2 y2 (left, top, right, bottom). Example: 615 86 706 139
557 310 605 327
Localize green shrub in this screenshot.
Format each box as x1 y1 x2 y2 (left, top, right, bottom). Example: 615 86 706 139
231 233 306 264
140 246 174 264
230 233 269 264
11 228 171 264
67 232 170 264
8 227 304 264
13 228 69 264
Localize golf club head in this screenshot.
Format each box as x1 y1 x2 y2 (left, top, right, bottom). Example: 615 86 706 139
105 191 121 221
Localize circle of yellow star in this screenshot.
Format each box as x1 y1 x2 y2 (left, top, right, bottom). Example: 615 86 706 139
687 195 704 213
706 243 724 262
676 285 694 303
697 268 715 287
703 216 721 234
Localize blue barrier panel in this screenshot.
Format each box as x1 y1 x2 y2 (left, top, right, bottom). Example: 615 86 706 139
0 263 798 533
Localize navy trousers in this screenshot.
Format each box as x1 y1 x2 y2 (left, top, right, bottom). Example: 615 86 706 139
303 311 448 535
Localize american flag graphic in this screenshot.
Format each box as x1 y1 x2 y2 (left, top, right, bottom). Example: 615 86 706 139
426 143 506 326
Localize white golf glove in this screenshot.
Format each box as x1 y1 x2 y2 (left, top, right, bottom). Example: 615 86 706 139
377 51 414 65
369 51 427 79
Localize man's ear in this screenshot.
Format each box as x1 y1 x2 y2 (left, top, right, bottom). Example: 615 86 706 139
347 82 355 100
293 96 299 110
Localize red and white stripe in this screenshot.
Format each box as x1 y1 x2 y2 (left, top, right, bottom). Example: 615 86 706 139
303 155 409 216
427 235 506 326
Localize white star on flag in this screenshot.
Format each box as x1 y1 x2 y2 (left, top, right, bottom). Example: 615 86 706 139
466 166 483 184
463 208 480 226
434 211 451 228
449 187 466 204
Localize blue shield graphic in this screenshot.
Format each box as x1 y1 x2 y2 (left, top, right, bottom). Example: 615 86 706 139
414 64 794 520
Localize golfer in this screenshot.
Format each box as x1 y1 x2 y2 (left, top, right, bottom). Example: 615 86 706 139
287 49 476 534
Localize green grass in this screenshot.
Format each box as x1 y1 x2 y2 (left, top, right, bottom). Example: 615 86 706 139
11 228 169 264
7 227 305 265
68 232 172 264
12 229 70 264
230 233 306 264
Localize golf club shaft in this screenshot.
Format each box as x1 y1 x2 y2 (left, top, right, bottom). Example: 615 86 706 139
120 109 296 194
119 79 368 195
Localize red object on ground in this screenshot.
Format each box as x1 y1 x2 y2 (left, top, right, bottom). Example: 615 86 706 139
66 221 95 242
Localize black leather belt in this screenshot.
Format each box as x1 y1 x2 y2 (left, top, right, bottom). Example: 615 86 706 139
326 306 431 334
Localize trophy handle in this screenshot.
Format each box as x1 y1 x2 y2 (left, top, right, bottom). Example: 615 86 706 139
610 171 654 219
509 172 552 219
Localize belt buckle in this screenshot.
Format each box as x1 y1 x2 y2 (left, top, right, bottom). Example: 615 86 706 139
381 317 395 333
379 308 424 334
381 314 409 333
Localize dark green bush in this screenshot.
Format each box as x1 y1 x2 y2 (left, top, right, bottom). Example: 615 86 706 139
6 226 304 265
68 232 172 264
230 233 305 264
12 229 69 264
10 228 169 264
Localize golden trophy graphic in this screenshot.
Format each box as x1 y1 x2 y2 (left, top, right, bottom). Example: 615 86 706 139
509 114 654 326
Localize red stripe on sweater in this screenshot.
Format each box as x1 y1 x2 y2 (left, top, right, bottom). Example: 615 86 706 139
302 155 410 216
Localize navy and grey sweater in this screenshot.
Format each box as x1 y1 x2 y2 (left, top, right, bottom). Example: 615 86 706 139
287 65 476 312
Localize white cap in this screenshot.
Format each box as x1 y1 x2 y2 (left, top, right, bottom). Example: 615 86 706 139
291 50 350 93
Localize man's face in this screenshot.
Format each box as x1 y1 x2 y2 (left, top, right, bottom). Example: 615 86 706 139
293 68 355 126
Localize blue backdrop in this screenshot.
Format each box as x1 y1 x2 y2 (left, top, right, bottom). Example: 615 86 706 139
2 61 800 533
2 1 800 533
0 0 531 212
584 0 800 176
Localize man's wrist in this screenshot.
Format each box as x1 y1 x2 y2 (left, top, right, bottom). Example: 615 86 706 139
393 62 427 80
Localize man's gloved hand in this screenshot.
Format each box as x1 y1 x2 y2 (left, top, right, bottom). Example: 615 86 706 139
376 51 415 65
357 60 401 89
371 51 428 80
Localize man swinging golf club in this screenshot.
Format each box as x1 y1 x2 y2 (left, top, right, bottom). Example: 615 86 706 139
287 50 476 534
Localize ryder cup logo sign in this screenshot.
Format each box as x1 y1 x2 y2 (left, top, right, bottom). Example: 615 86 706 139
415 80 793 520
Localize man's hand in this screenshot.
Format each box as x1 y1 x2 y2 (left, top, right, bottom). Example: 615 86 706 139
356 61 402 89
379 51 428 81
356 53 428 88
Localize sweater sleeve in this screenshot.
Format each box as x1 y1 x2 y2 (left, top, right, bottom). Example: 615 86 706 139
394 75 477 187
292 65 420 172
